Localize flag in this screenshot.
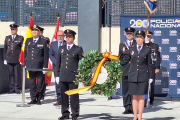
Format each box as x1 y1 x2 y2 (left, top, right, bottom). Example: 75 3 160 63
19 14 34 65
45 15 60 86
144 0 157 14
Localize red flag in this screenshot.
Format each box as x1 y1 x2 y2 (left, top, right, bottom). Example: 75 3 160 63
45 16 60 85
19 15 34 65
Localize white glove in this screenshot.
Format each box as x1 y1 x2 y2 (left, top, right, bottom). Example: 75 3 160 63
42 68 47 74
149 79 153 84
4 60 7 65
55 77 59 84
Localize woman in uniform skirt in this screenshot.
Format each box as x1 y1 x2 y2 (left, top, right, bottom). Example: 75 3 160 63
127 30 153 120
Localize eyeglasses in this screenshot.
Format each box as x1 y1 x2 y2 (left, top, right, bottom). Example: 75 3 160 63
11 29 16 30
57 35 64 37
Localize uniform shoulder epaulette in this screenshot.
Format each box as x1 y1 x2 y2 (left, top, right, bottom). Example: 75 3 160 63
146 45 150 47
130 45 135 47
120 42 125 44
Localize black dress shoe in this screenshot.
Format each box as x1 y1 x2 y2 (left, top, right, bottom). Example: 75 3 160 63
122 109 132 114
37 99 42 105
28 100 37 104
58 116 70 120
16 91 21 94
72 117 77 120
8 91 15 94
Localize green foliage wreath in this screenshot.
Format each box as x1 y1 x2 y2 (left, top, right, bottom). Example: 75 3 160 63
74 50 123 96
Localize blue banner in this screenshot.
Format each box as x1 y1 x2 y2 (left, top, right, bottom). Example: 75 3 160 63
120 15 180 98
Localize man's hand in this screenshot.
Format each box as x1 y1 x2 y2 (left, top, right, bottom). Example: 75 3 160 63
155 69 159 74
56 77 59 84
149 79 153 84
4 60 7 65
42 68 47 74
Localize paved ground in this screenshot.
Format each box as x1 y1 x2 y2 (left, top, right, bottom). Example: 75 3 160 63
0 74 180 120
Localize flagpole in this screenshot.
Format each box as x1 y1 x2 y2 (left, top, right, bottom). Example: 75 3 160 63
16 12 33 107
145 11 150 35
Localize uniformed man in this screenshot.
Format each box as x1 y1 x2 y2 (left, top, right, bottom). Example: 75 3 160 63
24 25 49 105
39 27 50 45
3 24 24 94
55 29 83 120
118 27 136 114
39 26 50 100
145 31 161 105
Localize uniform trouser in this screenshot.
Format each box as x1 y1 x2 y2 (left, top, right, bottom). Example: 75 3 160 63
54 73 61 102
29 71 45 101
55 80 61 103
122 76 132 111
7 63 22 93
60 81 79 117
42 81 47 99
150 67 156 104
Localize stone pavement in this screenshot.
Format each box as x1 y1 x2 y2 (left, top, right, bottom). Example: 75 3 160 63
0 74 179 120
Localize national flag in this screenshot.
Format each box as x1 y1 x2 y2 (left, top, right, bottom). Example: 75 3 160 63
177 19 180 23
144 0 157 14
45 15 60 86
19 13 34 65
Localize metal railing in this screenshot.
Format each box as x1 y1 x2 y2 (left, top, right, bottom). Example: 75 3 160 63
0 0 180 26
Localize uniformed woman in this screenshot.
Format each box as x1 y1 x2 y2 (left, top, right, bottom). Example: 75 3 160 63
127 30 153 120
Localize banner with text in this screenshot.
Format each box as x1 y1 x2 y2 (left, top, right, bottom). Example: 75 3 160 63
120 15 180 98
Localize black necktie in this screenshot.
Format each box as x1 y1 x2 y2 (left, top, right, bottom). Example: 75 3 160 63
138 45 141 54
130 41 132 46
68 46 70 50
33 40 36 45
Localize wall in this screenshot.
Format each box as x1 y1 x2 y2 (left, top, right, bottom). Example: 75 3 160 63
0 22 121 73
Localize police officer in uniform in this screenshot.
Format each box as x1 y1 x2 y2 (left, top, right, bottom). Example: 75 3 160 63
39 27 50 45
4 24 24 94
24 25 49 105
118 27 136 114
127 30 153 120
145 31 161 105
39 26 50 100
55 29 83 120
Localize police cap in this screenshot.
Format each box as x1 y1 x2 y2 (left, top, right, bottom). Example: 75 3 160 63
64 29 76 36
31 25 41 31
39 27 44 32
10 24 19 29
124 27 135 33
136 30 145 38
146 31 153 36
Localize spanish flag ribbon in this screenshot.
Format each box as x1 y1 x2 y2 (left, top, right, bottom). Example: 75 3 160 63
65 52 119 95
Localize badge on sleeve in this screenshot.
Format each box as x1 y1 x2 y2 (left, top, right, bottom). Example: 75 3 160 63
131 51 134 55
82 52 84 57
8 39 10 41
61 49 64 53
28 42 30 45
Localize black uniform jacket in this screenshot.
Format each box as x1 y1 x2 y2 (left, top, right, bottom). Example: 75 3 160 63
24 37 49 69
127 44 153 82
55 44 83 82
145 42 161 69
119 39 136 76
4 35 24 63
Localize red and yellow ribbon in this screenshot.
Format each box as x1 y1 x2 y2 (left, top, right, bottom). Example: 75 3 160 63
65 52 119 95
